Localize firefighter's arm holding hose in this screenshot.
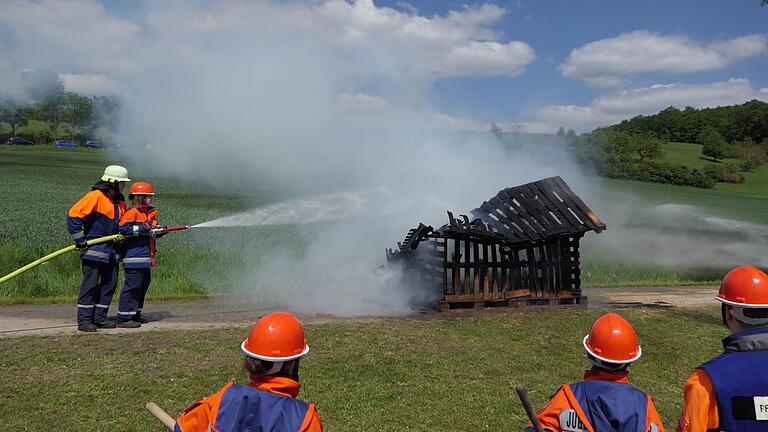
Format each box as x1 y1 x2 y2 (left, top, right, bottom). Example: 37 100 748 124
119 207 163 237
67 191 101 248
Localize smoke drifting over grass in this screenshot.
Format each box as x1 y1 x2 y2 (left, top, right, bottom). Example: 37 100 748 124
2 1 764 313
589 202 768 270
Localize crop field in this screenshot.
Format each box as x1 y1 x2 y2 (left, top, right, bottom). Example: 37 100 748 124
0 305 727 431
1 144 766 302
0 145 306 303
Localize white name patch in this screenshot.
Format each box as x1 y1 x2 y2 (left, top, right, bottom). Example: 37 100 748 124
559 409 587 432
754 396 768 420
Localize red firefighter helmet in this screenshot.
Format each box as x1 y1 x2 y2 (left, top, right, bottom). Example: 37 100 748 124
716 266 768 308
241 312 309 362
583 313 642 364
129 181 155 196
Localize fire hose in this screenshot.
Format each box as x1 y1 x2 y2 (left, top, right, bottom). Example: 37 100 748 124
0 226 190 285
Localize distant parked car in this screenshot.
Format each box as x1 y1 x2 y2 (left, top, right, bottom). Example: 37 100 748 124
7 136 34 145
85 140 105 149
52 140 77 149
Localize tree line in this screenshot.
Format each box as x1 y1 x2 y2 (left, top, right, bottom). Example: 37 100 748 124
0 71 119 145
567 100 768 188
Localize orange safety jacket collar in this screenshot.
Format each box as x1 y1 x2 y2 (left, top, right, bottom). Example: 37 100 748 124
248 375 302 399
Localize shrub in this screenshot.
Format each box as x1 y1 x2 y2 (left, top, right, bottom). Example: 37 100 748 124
704 163 745 183
609 162 715 188
733 139 766 170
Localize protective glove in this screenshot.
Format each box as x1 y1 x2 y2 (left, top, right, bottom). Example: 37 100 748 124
74 240 88 251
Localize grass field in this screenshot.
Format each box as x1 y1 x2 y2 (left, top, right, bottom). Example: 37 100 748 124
0 305 727 431
1 144 766 302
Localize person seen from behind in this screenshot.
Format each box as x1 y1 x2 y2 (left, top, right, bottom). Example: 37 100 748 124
67 165 128 332
117 181 166 328
677 265 768 432
525 312 664 432
174 311 323 431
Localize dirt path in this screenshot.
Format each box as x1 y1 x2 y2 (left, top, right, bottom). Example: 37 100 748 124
0 285 718 337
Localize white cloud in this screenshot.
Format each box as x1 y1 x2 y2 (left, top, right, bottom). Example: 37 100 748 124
433 40 535 77
561 31 768 86
59 73 121 95
312 0 534 78
535 78 768 131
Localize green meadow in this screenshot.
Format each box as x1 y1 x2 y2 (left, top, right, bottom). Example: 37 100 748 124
0 305 727 431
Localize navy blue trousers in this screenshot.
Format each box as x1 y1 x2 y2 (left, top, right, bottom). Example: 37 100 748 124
76 260 118 325
118 268 151 322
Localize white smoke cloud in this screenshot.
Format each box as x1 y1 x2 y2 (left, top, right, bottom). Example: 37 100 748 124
59 73 121 95
561 31 768 86
337 92 389 114
0 0 141 75
0 0 558 315
3 1 762 314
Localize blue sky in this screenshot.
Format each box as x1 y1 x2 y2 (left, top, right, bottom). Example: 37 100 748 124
375 0 768 129
1 0 766 132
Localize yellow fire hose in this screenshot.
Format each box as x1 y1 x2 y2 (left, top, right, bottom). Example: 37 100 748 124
0 234 123 284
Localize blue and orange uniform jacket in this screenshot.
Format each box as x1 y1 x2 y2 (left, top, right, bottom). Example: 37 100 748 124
119 206 159 268
677 326 768 432
175 375 323 432
527 369 664 432
67 185 126 263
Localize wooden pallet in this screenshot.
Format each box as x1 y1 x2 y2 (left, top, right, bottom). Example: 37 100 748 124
439 295 587 312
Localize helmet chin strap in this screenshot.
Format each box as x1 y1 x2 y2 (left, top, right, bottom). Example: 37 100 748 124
266 361 284 375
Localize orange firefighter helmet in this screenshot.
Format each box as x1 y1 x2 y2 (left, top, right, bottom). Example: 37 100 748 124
129 181 155 196
241 312 310 363
716 266 768 308
583 312 642 364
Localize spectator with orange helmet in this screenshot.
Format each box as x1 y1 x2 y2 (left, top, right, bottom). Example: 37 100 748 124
526 312 664 432
677 265 768 432
174 311 323 432
116 181 165 328
67 165 129 332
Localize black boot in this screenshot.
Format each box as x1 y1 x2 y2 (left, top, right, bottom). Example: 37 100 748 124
78 323 97 332
94 319 117 329
118 320 141 328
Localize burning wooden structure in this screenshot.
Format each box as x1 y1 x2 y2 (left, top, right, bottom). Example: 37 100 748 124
386 176 605 311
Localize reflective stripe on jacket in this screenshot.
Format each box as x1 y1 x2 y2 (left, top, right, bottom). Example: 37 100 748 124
680 327 768 432
67 187 125 263
528 369 664 432
119 207 158 268
174 376 323 432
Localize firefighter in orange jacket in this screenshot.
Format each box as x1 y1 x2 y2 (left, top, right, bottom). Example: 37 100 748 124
677 266 768 432
175 312 323 432
116 182 164 328
67 165 129 332
526 313 664 432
